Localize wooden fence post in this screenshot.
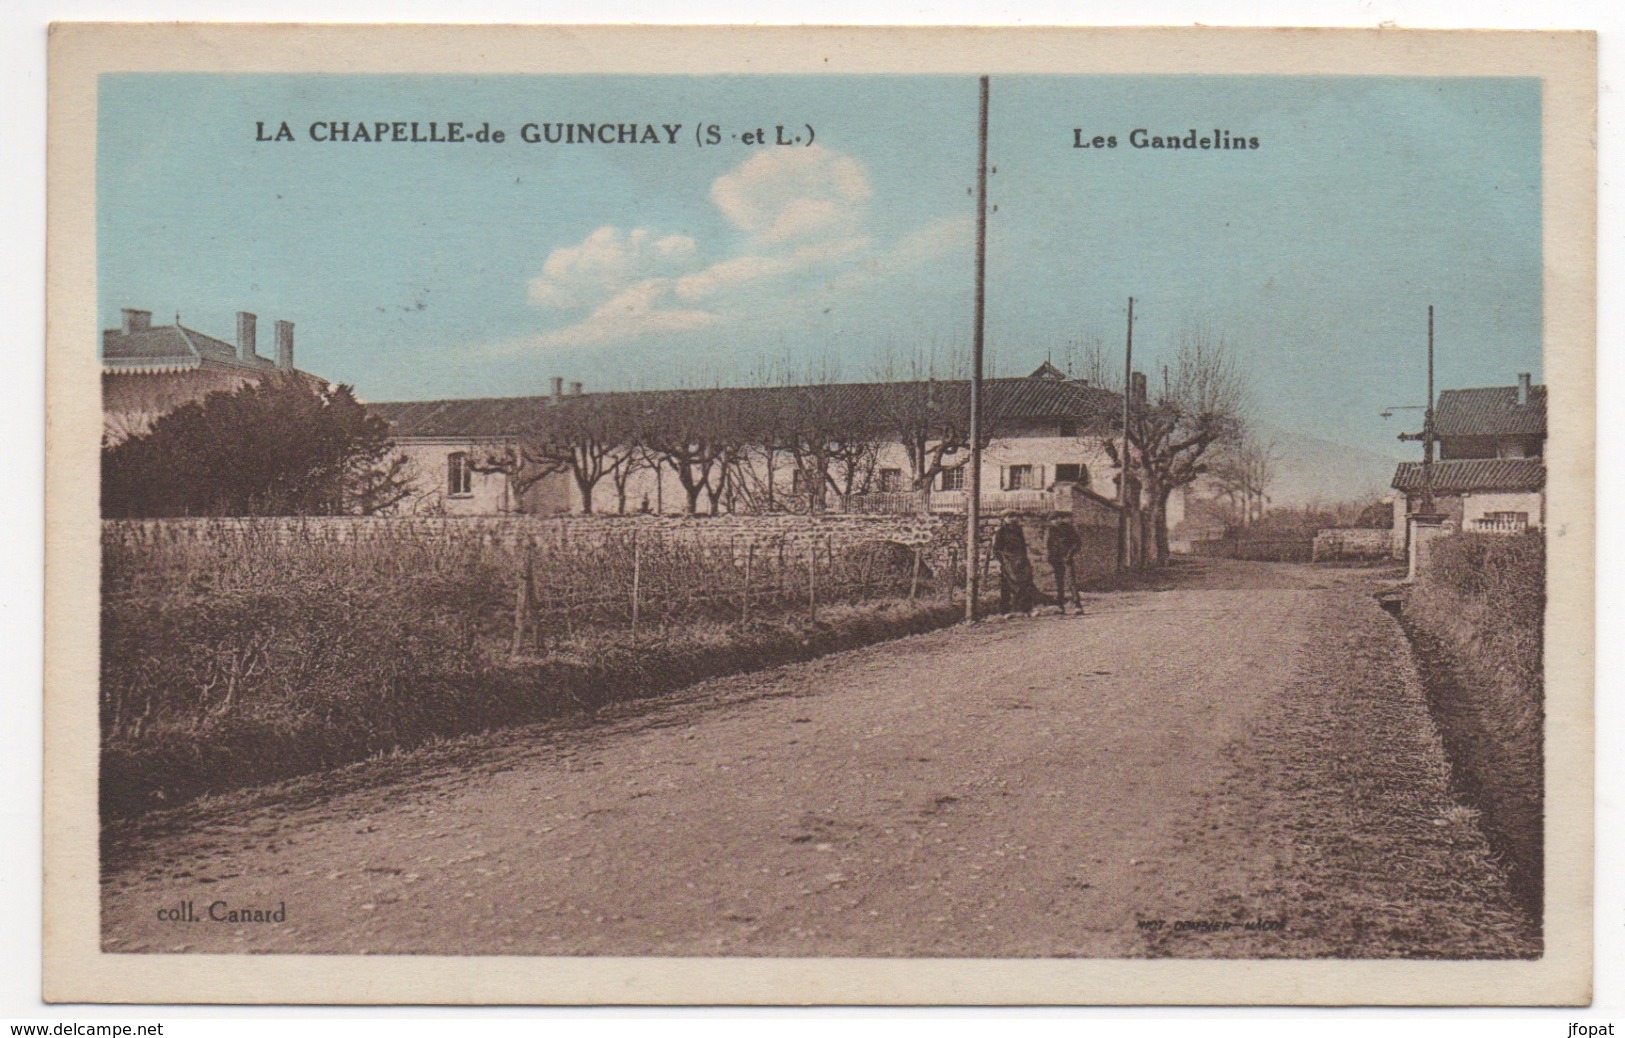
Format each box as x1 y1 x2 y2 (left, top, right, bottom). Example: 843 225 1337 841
807 543 818 621
631 530 642 631
909 547 922 601
510 552 532 658
742 542 753 623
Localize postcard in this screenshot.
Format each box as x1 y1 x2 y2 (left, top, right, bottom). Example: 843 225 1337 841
44 24 1595 1004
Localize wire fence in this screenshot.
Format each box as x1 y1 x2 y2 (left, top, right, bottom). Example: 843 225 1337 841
102 520 963 664
508 529 962 653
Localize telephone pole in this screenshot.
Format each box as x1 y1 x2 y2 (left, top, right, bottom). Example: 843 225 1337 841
965 74 989 622
1117 297 1134 570
1396 305 1438 514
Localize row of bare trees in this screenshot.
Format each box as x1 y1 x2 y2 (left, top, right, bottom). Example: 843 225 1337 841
447 324 1258 571
459 353 1039 517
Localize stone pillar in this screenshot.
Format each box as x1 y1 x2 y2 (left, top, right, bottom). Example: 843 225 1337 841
1407 513 1453 582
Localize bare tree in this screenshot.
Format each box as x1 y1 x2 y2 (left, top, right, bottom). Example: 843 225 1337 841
607 443 658 515
1107 322 1251 566
869 344 999 509
1059 331 1115 387
634 388 746 516
482 394 638 514
1209 430 1280 529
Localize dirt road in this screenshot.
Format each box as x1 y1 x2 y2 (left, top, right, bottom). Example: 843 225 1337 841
101 559 1537 958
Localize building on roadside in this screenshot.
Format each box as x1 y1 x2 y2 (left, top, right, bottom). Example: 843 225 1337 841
101 307 319 444
1390 373 1546 542
369 362 1180 527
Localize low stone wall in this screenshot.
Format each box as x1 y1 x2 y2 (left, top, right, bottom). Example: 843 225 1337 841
1312 527 1395 562
108 514 957 565
108 509 1121 582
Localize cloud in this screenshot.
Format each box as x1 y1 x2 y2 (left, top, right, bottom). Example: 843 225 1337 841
521 145 951 350
529 279 716 349
674 253 795 302
528 227 698 309
709 145 872 246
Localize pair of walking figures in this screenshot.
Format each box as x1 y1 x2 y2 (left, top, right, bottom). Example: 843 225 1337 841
991 515 1082 615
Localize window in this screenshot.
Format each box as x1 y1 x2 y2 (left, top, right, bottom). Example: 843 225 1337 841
1005 464 1036 490
878 468 905 493
447 452 473 497
1053 463 1086 486
939 467 966 491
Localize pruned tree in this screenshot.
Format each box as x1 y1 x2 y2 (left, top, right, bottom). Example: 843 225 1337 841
101 373 412 517
1106 323 1251 567
607 443 659 515
634 388 742 516
767 362 883 513
871 346 983 508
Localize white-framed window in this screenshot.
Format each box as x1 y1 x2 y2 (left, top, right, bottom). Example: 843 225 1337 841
1005 464 1037 490
939 466 966 491
878 467 905 493
447 452 474 497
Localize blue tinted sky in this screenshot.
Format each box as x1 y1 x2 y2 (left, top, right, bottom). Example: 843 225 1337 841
98 74 1541 456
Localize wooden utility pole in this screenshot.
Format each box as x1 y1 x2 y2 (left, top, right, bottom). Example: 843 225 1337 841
965 74 990 622
1397 304 1439 514
1422 304 1437 514
1117 297 1134 570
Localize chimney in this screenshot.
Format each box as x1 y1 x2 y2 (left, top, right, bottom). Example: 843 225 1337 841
1517 372 1531 406
120 309 151 333
236 311 258 362
551 376 564 399
569 381 583 396
275 320 294 370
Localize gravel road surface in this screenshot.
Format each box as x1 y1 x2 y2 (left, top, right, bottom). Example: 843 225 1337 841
101 559 1536 958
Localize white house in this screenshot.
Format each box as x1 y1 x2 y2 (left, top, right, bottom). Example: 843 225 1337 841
1390 373 1546 540
370 362 1177 526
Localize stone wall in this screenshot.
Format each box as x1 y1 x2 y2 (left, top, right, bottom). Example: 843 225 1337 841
108 508 1121 581
1311 527 1396 562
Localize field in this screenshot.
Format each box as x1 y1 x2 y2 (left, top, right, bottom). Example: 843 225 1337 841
100 520 961 815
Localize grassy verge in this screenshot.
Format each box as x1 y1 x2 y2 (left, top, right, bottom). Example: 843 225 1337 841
1399 531 1544 918
101 595 967 818
1136 573 1537 958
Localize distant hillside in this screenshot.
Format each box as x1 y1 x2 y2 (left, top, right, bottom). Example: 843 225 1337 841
1249 421 1406 508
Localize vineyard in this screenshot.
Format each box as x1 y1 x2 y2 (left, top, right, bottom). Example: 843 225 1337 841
99 519 964 813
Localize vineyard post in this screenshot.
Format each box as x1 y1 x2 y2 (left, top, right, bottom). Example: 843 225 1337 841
510 551 532 658
631 530 641 631
742 541 753 623
910 547 922 601
807 543 818 621
826 536 834 603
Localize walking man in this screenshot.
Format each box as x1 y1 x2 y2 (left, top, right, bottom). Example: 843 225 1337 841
1046 515 1082 613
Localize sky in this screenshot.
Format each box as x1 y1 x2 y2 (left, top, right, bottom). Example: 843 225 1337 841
98 73 1542 457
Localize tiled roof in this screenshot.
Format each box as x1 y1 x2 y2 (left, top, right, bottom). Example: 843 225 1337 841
1391 458 1545 493
103 323 279 374
1434 385 1546 438
371 377 1123 440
